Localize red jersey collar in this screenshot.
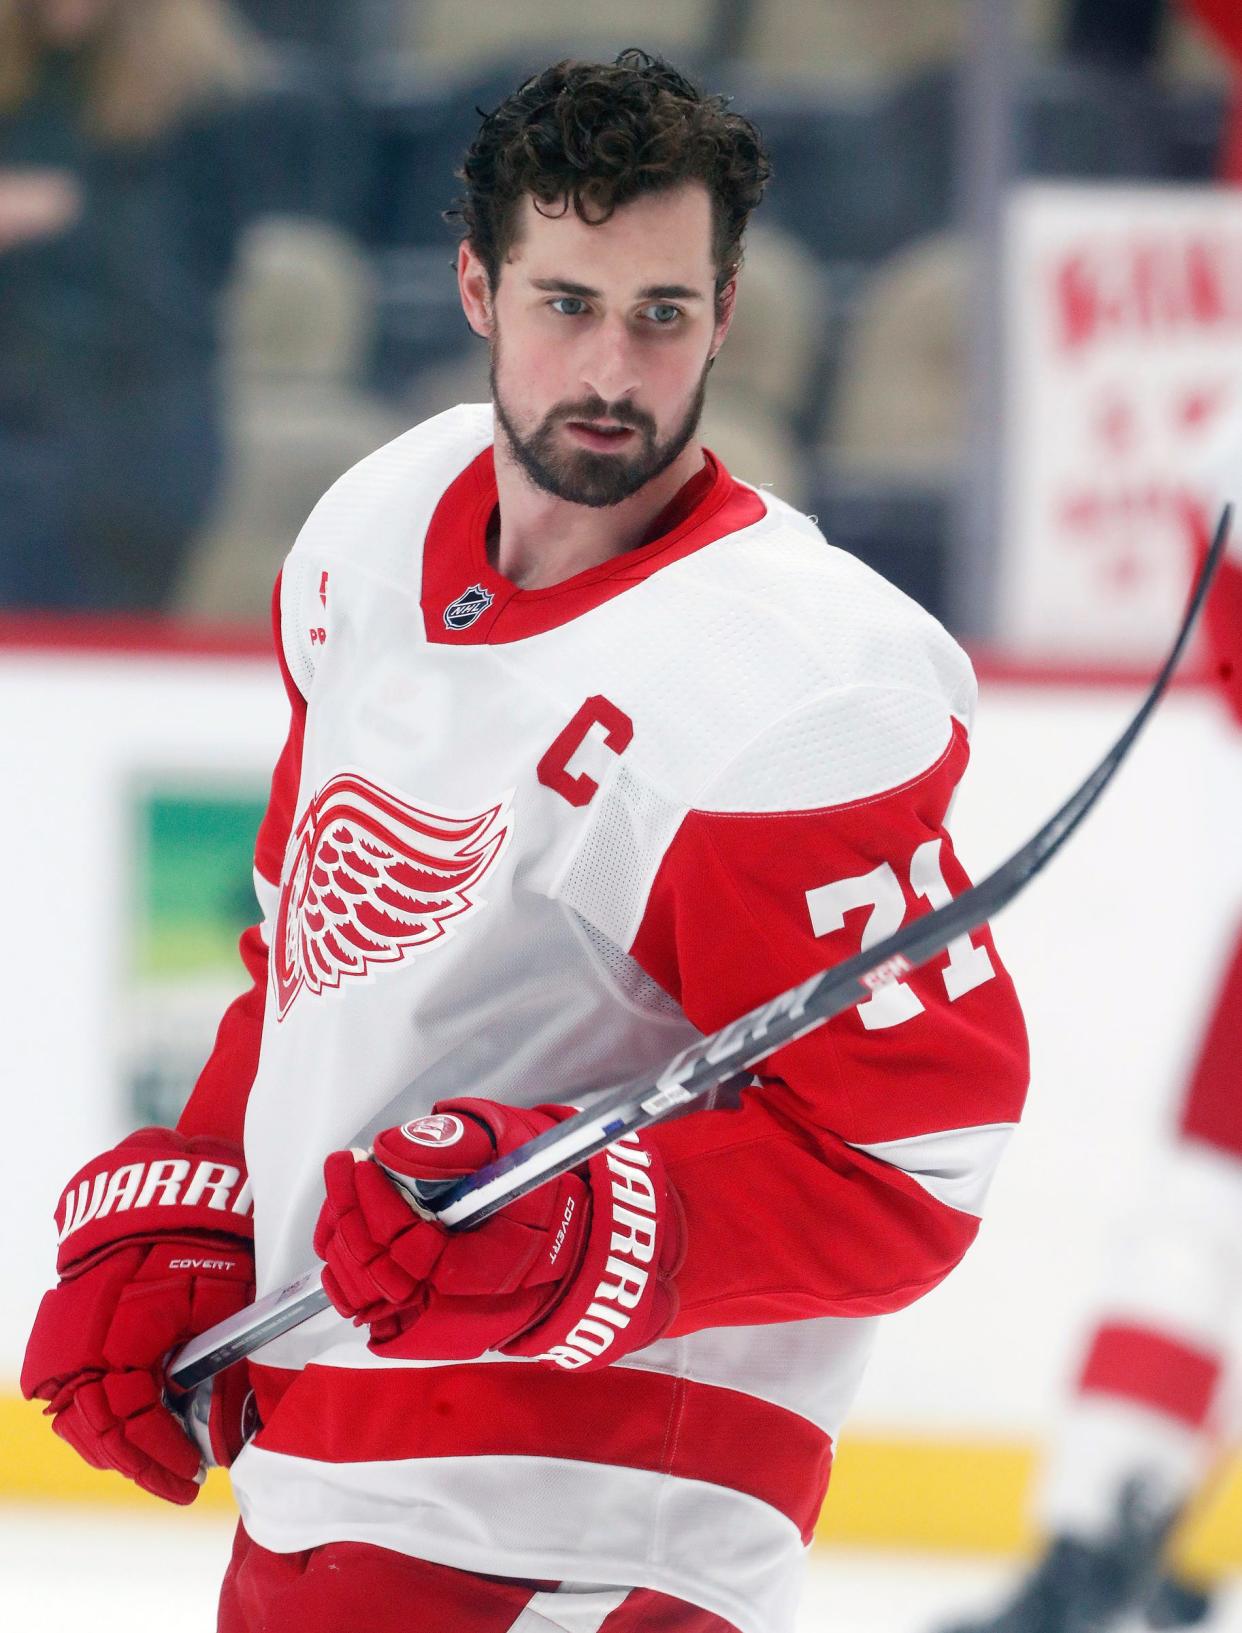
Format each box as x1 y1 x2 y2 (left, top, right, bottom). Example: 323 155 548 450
421 444 766 644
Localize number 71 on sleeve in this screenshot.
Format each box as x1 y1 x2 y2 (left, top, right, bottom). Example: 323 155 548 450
806 838 996 1030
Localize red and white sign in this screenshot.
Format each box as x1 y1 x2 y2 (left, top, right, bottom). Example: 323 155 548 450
999 183 1242 658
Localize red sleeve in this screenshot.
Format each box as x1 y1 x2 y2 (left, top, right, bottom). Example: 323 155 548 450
1184 496 1242 728
1182 0 1242 63
1180 0 1242 181
1206 555 1242 727
630 720 1029 1333
1201 555 1240 728
177 578 306 1144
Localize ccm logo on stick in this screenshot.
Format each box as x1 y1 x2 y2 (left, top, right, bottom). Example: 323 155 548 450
537 696 633 809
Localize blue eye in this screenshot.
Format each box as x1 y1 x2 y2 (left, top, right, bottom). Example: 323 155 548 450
644 304 681 325
551 296 587 316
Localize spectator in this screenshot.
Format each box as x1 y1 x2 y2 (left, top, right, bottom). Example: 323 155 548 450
1182 0 1242 177
0 0 260 613
1063 0 1166 71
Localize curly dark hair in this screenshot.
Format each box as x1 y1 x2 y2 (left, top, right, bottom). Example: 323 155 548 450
448 49 771 303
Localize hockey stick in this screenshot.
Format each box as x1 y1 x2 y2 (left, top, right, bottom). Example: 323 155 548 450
168 506 1231 1395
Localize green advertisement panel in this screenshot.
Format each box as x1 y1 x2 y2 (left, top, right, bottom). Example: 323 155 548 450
126 784 268 1127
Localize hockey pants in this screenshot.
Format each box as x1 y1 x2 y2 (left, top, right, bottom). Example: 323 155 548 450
218 1522 741 1632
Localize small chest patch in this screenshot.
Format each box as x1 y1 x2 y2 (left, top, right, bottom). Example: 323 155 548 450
444 583 495 631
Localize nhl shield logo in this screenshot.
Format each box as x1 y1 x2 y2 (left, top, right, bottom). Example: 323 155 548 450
444 583 494 631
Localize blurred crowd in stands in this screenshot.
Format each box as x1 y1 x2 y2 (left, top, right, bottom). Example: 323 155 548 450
1 0 1240 630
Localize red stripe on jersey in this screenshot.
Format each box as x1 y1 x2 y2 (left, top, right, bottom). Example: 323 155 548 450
1180 924 1242 1159
1077 1322 1223 1429
420 447 766 645
249 1359 833 1542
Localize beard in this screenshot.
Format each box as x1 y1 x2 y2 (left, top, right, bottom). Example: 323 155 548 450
490 340 710 509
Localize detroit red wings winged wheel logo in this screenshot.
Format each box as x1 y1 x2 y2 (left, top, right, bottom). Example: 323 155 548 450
273 773 511 1019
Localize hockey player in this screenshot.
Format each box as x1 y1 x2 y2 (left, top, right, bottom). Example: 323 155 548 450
21 52 1029 1633
928 2 1242 1621
933 442 1242 1633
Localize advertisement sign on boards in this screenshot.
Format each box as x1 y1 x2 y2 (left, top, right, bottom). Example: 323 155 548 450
1000 183 1242 658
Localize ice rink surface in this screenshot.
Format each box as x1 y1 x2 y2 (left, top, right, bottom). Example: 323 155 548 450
3 1506 1241 1633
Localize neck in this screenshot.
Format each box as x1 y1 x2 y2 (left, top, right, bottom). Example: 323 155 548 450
490 429 707 591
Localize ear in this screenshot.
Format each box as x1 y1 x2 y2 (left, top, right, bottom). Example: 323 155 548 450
709 277 738 360
457 241 494 339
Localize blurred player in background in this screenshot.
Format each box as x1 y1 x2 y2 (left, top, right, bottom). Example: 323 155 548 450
20 50 1028 1633
935 429 1242 1633
932 5 1242 1629
0 0 258 614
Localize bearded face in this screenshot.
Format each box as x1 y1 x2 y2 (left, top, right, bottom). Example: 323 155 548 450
468 184 728 512
490 339 710 509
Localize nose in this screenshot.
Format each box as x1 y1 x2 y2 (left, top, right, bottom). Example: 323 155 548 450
579 317 640 406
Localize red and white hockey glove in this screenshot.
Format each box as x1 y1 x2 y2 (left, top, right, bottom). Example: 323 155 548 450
21 1128 255 1504
313 1098 684 1371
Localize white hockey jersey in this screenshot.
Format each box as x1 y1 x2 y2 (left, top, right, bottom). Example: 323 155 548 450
181 403 1028 1633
